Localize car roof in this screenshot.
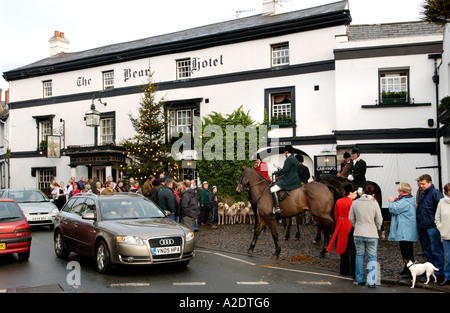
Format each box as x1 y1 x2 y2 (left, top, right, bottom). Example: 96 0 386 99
0 198 18 203
73 192 146 200
0 189 42 191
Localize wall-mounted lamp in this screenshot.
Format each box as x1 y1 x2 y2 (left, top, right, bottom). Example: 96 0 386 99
85 93 107 127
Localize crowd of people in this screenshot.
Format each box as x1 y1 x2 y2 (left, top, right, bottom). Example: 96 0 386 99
257 145 450 288
325 148 450 288
48 173 219 233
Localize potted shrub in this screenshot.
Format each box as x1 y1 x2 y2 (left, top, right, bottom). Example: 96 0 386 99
381 91 408 104
271 114 291 127
39 140 47 151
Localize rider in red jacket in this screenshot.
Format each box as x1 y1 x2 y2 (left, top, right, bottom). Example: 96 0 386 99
254 155 271 181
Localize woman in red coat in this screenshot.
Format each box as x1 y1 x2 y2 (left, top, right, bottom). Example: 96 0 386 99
327 183 358 276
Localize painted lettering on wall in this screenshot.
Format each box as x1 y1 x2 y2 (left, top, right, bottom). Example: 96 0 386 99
124 68 151 82
191 55 224 74
77 77 91 87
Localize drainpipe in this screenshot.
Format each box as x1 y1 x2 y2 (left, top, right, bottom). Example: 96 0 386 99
429 53 442 190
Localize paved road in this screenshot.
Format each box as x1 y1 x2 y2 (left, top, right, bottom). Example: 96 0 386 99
0 226 436 295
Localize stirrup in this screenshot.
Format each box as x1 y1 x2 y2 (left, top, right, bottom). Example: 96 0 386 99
272 207 281 215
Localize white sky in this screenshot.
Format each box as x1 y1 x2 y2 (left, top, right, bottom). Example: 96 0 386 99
0 0 425 93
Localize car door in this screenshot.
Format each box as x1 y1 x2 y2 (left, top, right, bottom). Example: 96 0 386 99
59 197 85 250
73 198 97 256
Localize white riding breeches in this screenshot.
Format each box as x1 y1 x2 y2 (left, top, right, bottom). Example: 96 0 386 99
270 184 281 193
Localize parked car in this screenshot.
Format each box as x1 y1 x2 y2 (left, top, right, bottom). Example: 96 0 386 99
54 193 195 273
0 198 32 261
0 189 59 229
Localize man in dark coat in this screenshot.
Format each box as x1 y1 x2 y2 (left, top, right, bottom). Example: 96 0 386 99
295 154 310 184
347 147 367 193
270 145 302 214
180 180 199 231
158 178 178 221
417 174 444 282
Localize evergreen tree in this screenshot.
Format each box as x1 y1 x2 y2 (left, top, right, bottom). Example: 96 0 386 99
196 106 267 202
119 70 179 182
421 0 450 25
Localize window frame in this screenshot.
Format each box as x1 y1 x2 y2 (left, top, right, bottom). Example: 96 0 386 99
271 43 290 67
103 70 114 90
32 114 55 151
163 98 202 145
264 86 296 128
176 58 192 79
98 111 116 145
43 80 53 98
378 69 410 105
36 168 54 190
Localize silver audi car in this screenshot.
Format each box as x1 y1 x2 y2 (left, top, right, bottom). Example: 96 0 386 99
53 193 195 273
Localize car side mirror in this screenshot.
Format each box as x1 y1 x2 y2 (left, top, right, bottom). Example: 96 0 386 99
82 212 96 220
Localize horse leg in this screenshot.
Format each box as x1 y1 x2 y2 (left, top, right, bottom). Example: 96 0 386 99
313 222 322 244
266 217 281 259
284 218 291 241
248 218 266 255
294 216 301 241
317 217 335 257
251 203 258 232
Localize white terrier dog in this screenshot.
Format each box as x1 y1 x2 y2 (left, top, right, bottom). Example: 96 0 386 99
406 261 438 288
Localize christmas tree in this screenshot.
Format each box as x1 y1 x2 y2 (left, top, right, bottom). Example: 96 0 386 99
119 70 179 182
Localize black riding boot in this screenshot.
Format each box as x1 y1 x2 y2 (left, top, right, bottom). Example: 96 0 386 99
271 192 281 214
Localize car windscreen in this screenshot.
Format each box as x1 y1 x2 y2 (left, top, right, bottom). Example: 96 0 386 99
5 190 48 203
98 198 166 220
0 202 25 222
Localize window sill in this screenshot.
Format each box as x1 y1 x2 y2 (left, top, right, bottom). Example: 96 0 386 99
270 123 293 128
361 103 431 109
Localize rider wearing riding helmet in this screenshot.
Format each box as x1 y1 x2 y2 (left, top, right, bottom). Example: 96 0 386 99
270 145 302 214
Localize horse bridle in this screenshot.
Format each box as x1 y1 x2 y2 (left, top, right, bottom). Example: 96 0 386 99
237 170 271 203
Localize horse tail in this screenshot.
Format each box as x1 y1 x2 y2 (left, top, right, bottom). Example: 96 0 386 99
326 185 340 221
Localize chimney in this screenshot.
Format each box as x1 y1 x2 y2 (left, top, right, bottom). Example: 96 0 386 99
262 0 282 16
49 30 70 56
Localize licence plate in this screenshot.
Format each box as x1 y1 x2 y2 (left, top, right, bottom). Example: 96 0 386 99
29 215 49 221
0 243 5 250
153 246 181 255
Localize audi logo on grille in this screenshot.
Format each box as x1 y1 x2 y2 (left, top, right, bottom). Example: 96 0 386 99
159 238 174 246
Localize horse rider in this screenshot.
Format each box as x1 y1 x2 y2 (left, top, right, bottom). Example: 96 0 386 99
254 154 271 181
270 145 303 214
347 147 367 195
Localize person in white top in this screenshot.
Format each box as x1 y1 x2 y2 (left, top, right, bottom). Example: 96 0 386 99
435 183 450 286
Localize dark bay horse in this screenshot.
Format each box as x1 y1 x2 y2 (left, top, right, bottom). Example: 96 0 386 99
316 174 382 206
313 174 383 244
237 167 336 258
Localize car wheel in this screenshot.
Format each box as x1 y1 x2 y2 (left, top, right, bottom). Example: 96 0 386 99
18 251 30 261
54 230 70 258
96 240 111 274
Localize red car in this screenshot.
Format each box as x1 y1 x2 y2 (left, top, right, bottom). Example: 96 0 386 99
0 199 32 261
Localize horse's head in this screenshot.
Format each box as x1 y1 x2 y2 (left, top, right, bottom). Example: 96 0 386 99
236 167 250 194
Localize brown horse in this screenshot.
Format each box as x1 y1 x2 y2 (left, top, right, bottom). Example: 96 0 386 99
236 167 336 258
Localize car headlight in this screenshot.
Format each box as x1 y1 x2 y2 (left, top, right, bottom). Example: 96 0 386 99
185 232 194 242
49 208 59 215
117 236 144 245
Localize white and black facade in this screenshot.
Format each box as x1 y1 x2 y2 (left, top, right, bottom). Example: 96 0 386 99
2 1 447 207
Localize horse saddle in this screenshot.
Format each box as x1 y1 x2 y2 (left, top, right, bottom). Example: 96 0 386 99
277 190 290 202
